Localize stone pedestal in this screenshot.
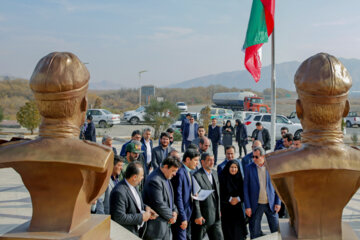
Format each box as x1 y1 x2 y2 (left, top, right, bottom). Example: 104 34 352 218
0 215 110 240
278 219 358 240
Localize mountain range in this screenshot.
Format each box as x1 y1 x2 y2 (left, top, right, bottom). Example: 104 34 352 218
168 58 360 92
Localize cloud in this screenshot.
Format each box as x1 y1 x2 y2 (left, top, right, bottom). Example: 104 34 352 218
142 26 195 40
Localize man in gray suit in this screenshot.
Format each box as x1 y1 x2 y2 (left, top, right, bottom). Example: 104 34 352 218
110 161 157 237
192 153 224 240
143 156 182 240
96 155 124 214
151 132 175 170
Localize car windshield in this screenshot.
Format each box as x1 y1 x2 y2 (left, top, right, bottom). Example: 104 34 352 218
136 106 145 112
102 109 111 114
251 98 263 104
177 102 185 106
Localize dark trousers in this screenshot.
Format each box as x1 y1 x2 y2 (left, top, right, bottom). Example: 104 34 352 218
181 138 185 152
238 143 247 158
143 226 172 240
212 143 219 165
191 220 224 240
249 204 279 239
172 221 191 240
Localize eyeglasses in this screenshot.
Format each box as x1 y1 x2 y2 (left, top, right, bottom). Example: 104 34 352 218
252 156 260 159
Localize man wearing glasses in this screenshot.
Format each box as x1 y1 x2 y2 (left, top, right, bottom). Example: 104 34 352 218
274 127 289 151
243 147 281 239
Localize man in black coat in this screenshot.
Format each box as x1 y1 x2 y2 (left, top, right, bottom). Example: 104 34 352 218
84 115 96 142
251 122 270 151
192 153 224 240
143 156 182 240
208 118 222 166
110 161 157 237
151 132 175 170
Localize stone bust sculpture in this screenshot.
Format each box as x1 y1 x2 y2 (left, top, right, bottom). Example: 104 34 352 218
266 53 360 239
0 52 113 234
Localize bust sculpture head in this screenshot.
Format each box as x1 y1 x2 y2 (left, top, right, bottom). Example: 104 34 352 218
30 52 89 137
294 52 352 144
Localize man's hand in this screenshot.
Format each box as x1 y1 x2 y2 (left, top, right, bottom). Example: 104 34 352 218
230 197 239 205
168 212 177 224
142 211 151 222
195 217 205 225
180 220 188 230
146 206 158 220
245 208 252 217
274 204 281 213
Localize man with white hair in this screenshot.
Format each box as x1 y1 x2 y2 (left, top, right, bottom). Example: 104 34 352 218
102 135 117 156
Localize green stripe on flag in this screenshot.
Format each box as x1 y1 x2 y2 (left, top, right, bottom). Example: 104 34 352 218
242 0 269 50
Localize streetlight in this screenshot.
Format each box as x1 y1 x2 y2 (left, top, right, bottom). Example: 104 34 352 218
138 70 147 106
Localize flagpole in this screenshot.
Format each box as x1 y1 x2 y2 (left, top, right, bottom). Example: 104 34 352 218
270 28 276 150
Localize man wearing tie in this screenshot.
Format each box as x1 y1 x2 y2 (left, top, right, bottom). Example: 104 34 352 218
143 156 182 240
110 162 157 237
192 153 224 240
171 149 200 240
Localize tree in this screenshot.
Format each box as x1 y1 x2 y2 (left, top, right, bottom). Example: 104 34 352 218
94 97 103 108
200 106 211 134
144 99 180 139
16 101 41 134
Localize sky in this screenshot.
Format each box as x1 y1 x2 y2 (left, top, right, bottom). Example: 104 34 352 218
1 0 360 89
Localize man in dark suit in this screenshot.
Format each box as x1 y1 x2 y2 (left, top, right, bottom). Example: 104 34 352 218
183 117 199 150
171 149 200 240
181 113 191 152
141 128 153 175
208 118 221 165
143 156 182 240
151 132 175 170
84 115 96 142
192 153 224 240
244 147 281 239
110 161 157 237
251 122 270 151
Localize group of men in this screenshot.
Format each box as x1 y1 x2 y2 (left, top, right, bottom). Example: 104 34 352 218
89 120 303 239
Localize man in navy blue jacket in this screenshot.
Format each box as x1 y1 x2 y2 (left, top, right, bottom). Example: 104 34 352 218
84 115 96 142
208 118 221 165
171 149 200 240
183 117 198 150
244 146 281 239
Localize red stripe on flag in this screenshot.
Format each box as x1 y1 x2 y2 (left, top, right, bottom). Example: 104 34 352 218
244 43 263 83
260 0 275 36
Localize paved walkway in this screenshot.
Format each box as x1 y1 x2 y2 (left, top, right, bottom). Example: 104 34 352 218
0 139 359 239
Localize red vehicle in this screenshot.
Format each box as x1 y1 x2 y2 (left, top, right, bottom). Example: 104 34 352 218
243 96 271 113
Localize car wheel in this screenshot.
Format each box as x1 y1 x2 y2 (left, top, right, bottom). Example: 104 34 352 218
130 117 139 125
346 121 352 128
99 120 107 128
294 129 303 137
109 124 113 127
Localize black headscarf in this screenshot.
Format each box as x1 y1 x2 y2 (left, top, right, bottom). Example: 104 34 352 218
220 160 244 199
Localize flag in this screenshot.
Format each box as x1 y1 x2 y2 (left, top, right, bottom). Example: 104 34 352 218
243 0 275 82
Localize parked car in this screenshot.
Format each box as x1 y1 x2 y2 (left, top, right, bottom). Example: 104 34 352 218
171 112 200 130
345 111 360 127
86 109 121 128
244 113 303 140
210 108 234 121
287 111 300 123
123 106 146 125
176 102 188 112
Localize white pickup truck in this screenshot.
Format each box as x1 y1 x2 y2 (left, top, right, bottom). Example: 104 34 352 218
345 111 360 128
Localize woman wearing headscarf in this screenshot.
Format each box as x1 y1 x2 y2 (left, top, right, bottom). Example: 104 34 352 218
235 119 248 158
222 120 234 154
219 160 247 240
